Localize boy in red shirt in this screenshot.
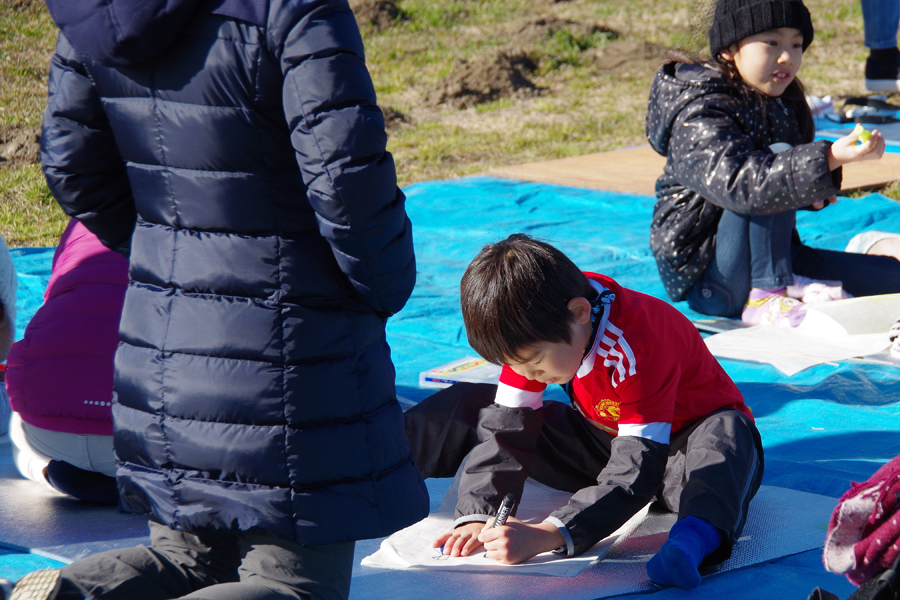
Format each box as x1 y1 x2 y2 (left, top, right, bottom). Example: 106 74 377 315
404 234 763 589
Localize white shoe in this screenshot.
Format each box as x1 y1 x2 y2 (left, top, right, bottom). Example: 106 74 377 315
845 230 900 254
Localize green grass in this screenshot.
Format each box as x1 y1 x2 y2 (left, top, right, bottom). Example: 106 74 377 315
0 0 66 246
0 0 895 248
0 165 66 247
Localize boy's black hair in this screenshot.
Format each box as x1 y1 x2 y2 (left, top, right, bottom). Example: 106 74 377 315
459 234 594 365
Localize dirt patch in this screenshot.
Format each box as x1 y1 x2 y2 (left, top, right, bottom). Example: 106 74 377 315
588 40 669 72
503 15 617 49
7 0 44 12
350 0 402 33
381 105 413 132
423 49 541 109
0 124 41 169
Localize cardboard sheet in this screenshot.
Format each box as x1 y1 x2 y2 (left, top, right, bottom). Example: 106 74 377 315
487 144 900 196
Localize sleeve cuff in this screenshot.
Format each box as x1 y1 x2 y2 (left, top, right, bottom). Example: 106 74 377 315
453 514 491 529
545 516 575 557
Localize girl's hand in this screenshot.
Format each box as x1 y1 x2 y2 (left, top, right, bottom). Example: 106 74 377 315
828 128 886 170
478 517 566 565
810 196 838 210
432 522 486 557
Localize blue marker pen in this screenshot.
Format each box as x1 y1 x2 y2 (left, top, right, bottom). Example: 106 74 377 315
491 493 517 528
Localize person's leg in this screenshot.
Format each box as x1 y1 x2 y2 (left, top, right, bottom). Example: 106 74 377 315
177 537 355 600
686 210 752 318
747 212 795 290
741 212 810 326
792 244 900 297
648 409 764 588
50 521 240 599
862 0 900 91
9 412 54 490
403 383 497 479
13 416 118 502
862 0 900 49
17 421 116 477
404 381 614 491
44 460 118 505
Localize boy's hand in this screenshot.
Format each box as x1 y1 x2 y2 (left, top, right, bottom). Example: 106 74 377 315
432 522 486 557
478 517 566 564
828 128 886 170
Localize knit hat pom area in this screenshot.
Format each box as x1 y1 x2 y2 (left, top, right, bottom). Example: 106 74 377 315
709 0 814 58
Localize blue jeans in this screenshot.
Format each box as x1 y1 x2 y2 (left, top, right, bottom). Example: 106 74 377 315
862 0 900 49
686 209 796 317
686 209 900 318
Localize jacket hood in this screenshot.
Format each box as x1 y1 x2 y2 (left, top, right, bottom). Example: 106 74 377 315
645 62 733 157
45 0 267 66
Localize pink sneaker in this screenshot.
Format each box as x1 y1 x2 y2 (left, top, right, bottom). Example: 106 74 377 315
786 274 851 305
742 287 808 327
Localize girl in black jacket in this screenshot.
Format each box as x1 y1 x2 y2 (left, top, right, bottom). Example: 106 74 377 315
646 0 900 327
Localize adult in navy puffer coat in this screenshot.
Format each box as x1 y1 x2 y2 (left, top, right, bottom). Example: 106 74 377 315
35 0 428 597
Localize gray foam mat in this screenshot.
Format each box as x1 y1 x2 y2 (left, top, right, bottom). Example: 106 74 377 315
0 442 150 563
350 485 837 599
0 446 837 600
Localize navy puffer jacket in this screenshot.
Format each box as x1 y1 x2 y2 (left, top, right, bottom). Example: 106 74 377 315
40 0 429 545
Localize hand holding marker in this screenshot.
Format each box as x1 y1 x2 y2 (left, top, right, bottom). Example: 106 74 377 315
491 493 517 528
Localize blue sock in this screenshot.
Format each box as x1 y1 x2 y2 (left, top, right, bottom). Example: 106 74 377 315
646 516 722 589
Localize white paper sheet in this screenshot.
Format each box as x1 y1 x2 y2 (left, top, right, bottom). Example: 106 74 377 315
705 327 891 375
704 294 900 375
361 475 649 577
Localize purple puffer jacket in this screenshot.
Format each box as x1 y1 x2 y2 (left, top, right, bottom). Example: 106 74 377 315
6 219 127 435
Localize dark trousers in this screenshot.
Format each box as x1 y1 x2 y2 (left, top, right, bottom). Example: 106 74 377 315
55 521 355 600
404 383 764 562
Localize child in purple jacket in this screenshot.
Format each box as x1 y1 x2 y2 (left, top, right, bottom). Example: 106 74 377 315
5 219 127 503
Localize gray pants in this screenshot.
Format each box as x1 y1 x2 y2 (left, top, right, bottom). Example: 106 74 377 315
404 383 764 563
55 521 354 600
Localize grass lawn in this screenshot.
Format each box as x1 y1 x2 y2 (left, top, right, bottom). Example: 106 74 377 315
0 0 896 247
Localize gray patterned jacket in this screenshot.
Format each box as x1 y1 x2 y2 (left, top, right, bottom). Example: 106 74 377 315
645 61 841 301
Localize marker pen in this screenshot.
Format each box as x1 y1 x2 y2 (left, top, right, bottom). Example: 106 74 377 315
491 493 517 528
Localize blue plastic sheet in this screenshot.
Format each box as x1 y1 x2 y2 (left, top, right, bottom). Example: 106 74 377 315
5 180 900 598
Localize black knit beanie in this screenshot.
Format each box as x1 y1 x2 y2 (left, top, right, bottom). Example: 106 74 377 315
709 0 814 58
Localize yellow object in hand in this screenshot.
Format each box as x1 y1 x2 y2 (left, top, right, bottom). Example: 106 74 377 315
852 123 872 143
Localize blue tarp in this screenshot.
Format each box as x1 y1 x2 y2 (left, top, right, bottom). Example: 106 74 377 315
383 178 900 599
6 179 900 598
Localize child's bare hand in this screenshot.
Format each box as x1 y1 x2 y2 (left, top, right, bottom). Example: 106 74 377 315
810 196 838 210
432 522 485 557
478 517 566 565
828 128 886 169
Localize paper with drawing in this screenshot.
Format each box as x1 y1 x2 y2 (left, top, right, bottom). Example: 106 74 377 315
361 472 649 577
